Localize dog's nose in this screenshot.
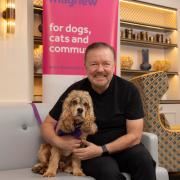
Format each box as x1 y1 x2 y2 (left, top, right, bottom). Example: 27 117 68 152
77 108 83 114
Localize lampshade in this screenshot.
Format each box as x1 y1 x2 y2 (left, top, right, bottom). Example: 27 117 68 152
2 0 15 34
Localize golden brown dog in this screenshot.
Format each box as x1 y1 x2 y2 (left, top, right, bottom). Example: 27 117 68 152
32 90 97 177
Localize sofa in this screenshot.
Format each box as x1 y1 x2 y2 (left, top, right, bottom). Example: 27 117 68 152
0 103 169 180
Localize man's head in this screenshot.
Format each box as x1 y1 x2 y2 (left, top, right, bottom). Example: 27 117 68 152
84 42 115 94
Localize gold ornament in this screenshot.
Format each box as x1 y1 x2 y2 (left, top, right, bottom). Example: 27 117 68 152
120 56 133 69
153 60 171 71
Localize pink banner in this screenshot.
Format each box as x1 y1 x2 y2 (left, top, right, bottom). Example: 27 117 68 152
43 0 119 75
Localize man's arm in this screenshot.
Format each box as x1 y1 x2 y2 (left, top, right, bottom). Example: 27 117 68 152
41 115 58 146
106 118 143 153
41 115 81 151
73 118 143 160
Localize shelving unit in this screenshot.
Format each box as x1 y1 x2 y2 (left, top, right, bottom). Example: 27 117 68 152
120 21 177 32
121 38 177 49
120 0 179 101
33 3 43 102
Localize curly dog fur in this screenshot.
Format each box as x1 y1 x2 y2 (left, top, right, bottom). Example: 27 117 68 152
32 90 97 177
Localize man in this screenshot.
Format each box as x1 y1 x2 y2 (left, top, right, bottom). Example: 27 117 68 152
41 42 156 180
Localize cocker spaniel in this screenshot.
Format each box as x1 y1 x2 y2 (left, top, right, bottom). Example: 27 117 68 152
32 90 97 177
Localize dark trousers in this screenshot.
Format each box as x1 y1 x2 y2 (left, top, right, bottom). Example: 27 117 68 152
82 143 156 180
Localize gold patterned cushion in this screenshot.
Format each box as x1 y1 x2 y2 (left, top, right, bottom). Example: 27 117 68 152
160 113 171 129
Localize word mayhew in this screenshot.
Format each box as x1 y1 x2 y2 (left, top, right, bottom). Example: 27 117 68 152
49 0 98 7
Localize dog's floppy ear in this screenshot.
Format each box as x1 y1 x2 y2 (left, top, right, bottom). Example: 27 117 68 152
55 94 74 133
81 91 97 135
84 91 95 122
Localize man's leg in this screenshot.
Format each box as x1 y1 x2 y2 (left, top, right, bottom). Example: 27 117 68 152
113 143 156 180
82 155 126 180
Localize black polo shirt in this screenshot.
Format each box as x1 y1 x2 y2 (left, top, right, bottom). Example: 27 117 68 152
49 75 144 145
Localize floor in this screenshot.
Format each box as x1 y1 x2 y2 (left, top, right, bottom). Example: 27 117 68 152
169 172 180 180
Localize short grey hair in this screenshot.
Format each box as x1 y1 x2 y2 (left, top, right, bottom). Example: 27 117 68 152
84 42 116 62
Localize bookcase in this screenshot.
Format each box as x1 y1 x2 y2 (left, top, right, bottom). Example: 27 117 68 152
120 0 180 102
33 1 43 102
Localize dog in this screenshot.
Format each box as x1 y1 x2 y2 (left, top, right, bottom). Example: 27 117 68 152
32 90 97 177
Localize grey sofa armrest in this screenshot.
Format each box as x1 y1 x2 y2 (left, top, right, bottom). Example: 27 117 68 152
141 132 159 164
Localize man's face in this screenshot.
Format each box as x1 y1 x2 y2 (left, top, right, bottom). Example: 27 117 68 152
85 47 115 93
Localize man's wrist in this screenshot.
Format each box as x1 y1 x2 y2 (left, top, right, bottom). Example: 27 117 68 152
101 144 109 156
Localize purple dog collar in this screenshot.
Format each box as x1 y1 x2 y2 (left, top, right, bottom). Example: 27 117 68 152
57 121 83 139
57 127 82 139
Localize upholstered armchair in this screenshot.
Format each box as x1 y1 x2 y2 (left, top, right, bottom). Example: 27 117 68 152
131 71 180 172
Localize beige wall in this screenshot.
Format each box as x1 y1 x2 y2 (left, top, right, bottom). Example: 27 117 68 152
0 0 33 102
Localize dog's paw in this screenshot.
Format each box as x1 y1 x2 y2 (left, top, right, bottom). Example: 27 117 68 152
63 165 73 174
73 169 85 176
32 163 47 175
43 170 56 177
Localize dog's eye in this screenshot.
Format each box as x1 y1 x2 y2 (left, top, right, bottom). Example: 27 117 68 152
83 102 89 107
71 100 78 105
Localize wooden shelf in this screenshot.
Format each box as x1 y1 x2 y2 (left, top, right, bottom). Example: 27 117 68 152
33 95 42 103
121 69 178 76
34 36 42 44
160 100 180 104
34 6 43 14
120 21 177 32
121 38 177 49
34 73 42 77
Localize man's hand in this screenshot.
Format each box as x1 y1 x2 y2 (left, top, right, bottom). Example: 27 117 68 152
73 140 102 160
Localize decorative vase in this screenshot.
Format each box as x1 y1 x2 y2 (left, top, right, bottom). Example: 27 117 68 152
153 60 171 71
140 49 151 70
38 24 42 33
120 56 133 69
34 45 43 73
